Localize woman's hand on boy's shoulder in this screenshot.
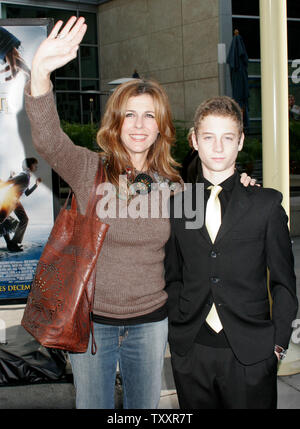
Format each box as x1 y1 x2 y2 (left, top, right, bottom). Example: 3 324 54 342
240 172 260 187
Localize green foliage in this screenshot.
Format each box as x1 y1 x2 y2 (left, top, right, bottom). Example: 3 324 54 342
172 123 265 169
172 120 191 165
237 121 300 174
237 136 262 167
289 120 300 173
61 120 99 152
60 119 300 174
61 119 192 164
290 120 300 146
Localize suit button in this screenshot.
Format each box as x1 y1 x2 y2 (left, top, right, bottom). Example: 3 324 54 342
210 251 217 258
210 277 220 284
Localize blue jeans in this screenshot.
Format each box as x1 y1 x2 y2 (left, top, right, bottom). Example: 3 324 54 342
68 318 168 409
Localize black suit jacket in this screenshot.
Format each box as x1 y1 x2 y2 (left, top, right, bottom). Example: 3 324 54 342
165 174 298 365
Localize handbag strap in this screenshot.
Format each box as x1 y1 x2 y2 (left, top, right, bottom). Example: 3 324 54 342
85 157 104 217
85 158 105 355
62 189 77 211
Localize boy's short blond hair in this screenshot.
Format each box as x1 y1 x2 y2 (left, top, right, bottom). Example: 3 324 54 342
193 96 243 138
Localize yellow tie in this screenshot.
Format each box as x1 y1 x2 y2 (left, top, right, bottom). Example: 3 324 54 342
205 185 223 333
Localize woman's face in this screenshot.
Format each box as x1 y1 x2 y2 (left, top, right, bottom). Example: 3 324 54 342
120 94 159 161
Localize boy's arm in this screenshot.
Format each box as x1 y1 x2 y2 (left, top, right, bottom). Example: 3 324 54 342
24 184 37 196
266 192 298 349
164 201 184 321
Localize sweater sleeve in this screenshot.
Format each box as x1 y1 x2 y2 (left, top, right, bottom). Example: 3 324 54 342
24 80 98 202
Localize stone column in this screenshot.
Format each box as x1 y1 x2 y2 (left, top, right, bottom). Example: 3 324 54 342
259 0 289 214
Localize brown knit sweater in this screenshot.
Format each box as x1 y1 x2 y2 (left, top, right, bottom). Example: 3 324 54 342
24 82 171 319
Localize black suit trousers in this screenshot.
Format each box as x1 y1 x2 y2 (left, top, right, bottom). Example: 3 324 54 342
171 343 278 409
12 202 28 244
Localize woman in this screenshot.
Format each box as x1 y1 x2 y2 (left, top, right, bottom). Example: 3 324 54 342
0 26 30 82
25 17 255 409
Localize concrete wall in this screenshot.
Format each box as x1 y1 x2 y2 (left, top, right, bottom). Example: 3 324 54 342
98 0 220 123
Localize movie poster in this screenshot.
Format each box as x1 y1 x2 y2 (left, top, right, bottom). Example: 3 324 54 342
0 19 53 300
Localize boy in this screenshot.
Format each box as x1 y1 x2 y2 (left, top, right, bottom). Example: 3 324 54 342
1 157 41 251
165 96 298 409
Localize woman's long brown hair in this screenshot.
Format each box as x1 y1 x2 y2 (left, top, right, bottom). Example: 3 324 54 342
5 47 30 80
97 79 181 187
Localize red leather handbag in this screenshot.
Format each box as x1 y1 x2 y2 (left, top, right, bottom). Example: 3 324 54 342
21 159 108 354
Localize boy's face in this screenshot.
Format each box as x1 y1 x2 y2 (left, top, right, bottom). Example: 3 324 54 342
192 114 244 178
30 162 38 173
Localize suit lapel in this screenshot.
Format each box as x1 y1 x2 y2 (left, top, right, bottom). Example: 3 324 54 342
199 222 211 244
188 183 211 244
214 174 252 244
186 175 252 245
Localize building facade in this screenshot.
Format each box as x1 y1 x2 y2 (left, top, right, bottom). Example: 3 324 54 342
0 0 299 132
98 0 299 132
98 0 223 125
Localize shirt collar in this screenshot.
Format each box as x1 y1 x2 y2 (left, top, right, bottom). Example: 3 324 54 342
201 170 238 192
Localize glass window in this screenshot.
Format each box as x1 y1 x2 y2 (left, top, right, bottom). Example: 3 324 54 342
287 20 300 60
82 93 100 124
55 56 79 78
81 12 97 45
232 18 260 59
248 78 262 118
56 93 81 123
4 3 100 124
80 46 99 79
248 119 262 135
248 61 261 76
233 14 299 62
232 0 300 19
6 5 76 22
55 79 80 91
232 0 300 145
232 0 259 16
287 1 300 18
289 82 300 110
81 80 100 91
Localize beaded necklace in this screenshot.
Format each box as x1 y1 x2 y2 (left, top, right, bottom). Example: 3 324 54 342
101 156 178 201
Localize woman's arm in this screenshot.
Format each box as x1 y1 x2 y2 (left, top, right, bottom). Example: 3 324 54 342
25 17 98 200
30 16 86 97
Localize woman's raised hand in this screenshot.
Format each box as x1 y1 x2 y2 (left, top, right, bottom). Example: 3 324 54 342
31 16 87 96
